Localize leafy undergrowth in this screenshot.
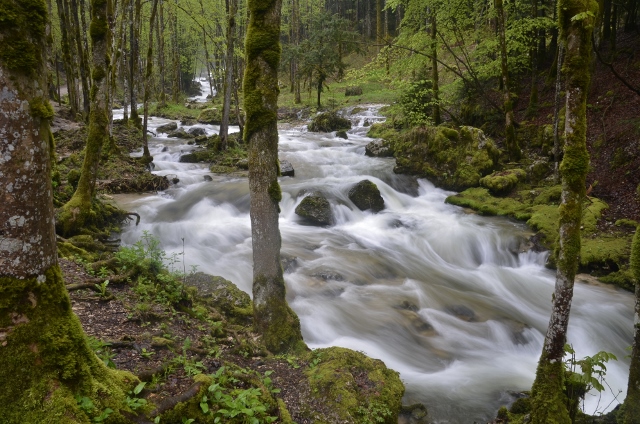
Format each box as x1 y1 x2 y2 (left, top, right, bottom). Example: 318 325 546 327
59 231 405 423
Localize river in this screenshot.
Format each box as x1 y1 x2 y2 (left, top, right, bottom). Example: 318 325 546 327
113 89 634 423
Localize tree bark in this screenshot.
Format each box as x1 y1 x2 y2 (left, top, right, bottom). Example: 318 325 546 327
58 0 114 236
244 0 306 354
624 227 640 423
0 1 135 420
430 9 441 125
220 0 237 149
495 0 520 161
530 1 597 422
142 0 160 159
129 0 141 126
71 0 90 120
56 0 79 117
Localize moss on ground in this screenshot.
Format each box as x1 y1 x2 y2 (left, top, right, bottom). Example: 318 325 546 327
305 347 404 424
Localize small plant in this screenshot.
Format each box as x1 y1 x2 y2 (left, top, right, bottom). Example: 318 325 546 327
125 382 148 411
309 351 322 369
94 280 110 298
86 336 116 369
75 396 114 423
140 348 155 359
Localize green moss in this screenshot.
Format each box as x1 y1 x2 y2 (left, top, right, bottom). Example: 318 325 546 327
308 111 352 132
0 265 138 423
30 97 54 119
268 181 282 202
88 17 107 41
530 355 571 424
615 219 639 229
304 347 404 424
0 0 47 75
393 126 500 191
479 169 526 195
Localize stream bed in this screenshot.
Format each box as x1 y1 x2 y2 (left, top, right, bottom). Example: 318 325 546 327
113 99 634 423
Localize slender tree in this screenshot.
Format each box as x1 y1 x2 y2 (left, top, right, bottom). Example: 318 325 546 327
495 0 520 161
219 0 238 149
529 1 598 422
0 1 134 421
430 7 441 125
624 227 640 423
244 0 306 354
57 0 114 235
142 0 160 159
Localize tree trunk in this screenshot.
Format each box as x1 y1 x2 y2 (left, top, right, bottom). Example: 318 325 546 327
58 0 114 236
624 227 640 423
376 0 383 47
142 0 159 159
552 42 565 183
129 0 141 126
158 0 167 107
530 1 597 422
220 0 237 149
430 9 441 125
244 0 306 354
0 1 135 420
527 0 539 118
70 0 90 119
56 0 79 117
495 0 520 161
293 0 301 103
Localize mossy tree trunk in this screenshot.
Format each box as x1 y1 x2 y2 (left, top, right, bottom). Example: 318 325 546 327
529 1 597 423
129 0 141 127
624 227 640 423
244 0 306 354
219 0 237 149
495 0 521 161
58 0 113 236
0 2 135 421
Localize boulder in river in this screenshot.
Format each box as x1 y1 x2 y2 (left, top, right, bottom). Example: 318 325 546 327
156 122 178 133
188 127 207 137
479 168 526 196
280 160 295 177
365 139 394 157
348 179 385 213
336 130 348 139
168 127 195 139
295 192 334 226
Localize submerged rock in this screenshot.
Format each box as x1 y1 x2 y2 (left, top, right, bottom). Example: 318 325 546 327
308 111 352 132
156 122 178 133
295 192 334 226
188 126 207 137
348 179 385 212
336 130 348 139
168 127 195 139
365 139 394 157
280 159 295 177
399 403 429 424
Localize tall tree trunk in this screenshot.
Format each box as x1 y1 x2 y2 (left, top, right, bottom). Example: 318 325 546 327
376 0 383 47
244 0 306 354
171 0 180 103
71 0 91 120
142 0 159 159
527 0 540 118
530 1 597 422
495 0 520 161
56 0 79 116
430 9 441 125
158 0 167 107
220 0 237 149
58 0 114 236
624 226 640 423
0 1 134 419
293 0 301 103
129 0 141 126
552 42 565 182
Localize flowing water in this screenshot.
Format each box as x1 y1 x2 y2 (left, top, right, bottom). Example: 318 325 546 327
114 100 634 423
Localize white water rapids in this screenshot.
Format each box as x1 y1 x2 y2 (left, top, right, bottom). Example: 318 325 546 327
113 94 634 423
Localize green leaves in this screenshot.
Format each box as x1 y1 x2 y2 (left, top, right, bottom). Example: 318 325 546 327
564 343 618 393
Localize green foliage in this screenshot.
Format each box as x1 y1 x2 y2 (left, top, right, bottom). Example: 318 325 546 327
86 336 116 369
197 366 278 424
398 77 437 127
125 382 148 411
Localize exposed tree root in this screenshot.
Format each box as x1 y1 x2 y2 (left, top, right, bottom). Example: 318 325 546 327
150 382 204 417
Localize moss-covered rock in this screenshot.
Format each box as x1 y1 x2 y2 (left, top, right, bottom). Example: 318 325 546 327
305 347 404 424
392 125 500 191
308 112 352 132
479 169 526 195
156 122 178 133
197 107 240 125
365 139 394 157
348 180 385 213
167 128 195 139
295 192 334 226
183 272 253 324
